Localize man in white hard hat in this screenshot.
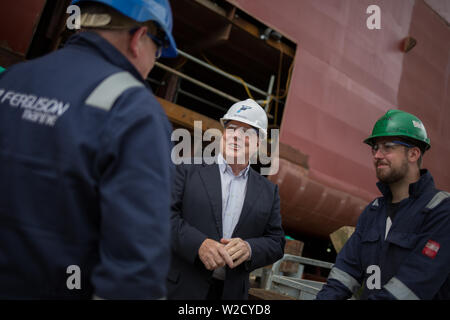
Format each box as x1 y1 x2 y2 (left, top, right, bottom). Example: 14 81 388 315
168 99 285 300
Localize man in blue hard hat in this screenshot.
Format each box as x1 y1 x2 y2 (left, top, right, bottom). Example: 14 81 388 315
0 0 177 299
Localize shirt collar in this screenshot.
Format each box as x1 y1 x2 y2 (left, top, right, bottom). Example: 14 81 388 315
65 31 147 85
218 153 250 178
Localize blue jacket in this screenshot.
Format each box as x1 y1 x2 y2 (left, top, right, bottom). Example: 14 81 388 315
317 170 450 300
0 32 173 299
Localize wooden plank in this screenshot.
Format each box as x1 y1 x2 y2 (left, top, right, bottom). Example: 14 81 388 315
329 226 355 254
156 97 222 132
279 239 304 273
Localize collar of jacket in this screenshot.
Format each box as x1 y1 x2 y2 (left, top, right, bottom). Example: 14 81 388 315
65 31 147 85
201 156 257 180
376 169 435 199
217 153 250 178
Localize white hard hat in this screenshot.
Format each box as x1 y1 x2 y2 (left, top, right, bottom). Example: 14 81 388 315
220 99 268 139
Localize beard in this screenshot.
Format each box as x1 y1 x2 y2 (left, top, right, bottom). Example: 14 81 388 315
376 158 409 184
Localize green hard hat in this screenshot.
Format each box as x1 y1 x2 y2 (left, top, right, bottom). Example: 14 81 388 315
364 109 431 151
0 66 5 73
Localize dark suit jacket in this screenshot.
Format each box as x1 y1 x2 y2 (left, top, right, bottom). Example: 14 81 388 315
167 161 285 300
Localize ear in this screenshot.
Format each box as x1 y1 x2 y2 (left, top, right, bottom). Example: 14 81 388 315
408 147 421 163
129 26 148 58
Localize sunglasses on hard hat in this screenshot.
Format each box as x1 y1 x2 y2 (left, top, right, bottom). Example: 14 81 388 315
148 34 163 59
371 140 414 156
129 27 167 59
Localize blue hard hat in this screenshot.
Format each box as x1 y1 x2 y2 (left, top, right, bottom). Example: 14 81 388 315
72 0 177 57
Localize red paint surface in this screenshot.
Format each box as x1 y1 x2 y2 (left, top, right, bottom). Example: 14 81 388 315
398 0 450 193
0 0 46 56
229 0 450 237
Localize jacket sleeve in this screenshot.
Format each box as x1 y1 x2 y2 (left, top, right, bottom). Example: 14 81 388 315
245 184 285 271
170 163 208 264
91 91 174 299
316 209 367 300
367 199 450 300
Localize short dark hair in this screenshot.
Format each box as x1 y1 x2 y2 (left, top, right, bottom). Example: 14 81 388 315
397 137 424 168
417 152 423 168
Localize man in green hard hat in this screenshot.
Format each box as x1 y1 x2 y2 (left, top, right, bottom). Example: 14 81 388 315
365 109 431 179
317 109 450 300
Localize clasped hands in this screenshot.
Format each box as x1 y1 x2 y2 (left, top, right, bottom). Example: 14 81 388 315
198 238 250 271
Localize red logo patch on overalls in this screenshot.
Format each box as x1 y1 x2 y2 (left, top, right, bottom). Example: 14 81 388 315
422 240 440 259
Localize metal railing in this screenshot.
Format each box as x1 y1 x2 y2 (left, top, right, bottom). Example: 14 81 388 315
264 254 333 300
177 49 278 105
152 49 280 112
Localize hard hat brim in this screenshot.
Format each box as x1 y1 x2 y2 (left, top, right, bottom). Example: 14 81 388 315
220 115 267 139
160 33 177 57
72 0 178 57
364 133 431 150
